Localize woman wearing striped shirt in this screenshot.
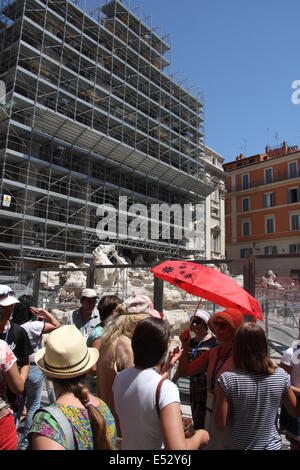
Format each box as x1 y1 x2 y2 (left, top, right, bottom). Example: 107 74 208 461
179 308 245 449
215 322 300 450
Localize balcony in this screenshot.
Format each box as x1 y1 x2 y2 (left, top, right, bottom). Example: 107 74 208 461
230 170 300 192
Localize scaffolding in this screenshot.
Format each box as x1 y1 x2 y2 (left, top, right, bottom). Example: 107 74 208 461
0 0 217 271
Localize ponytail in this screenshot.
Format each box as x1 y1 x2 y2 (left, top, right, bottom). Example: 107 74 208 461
54 377 114 450
71 381 113 450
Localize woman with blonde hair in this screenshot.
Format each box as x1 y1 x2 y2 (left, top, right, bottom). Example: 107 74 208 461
96 294 161 436
29 325 116 450
215 322 300 450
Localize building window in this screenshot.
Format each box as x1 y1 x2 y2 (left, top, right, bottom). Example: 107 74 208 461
264 168 273 184
242 220 250 236
287 188 300 203
291 269 300 281
242 197 250 212
289 244 300 254
288 161 298 179
264 246 277 255
212 188 219 203
212 231 219 252
242 174 249 190
263 192 275 208
265 216 275 234
240 248 252 258
290 214 300 230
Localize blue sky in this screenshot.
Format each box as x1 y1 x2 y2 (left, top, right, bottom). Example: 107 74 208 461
132 0 300 162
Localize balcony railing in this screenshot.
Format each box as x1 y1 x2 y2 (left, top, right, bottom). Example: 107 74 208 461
231 171 299 192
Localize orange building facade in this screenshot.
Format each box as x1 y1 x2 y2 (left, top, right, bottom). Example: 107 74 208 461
224 142 300 265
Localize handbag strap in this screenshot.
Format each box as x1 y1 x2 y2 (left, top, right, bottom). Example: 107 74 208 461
37 404 76 450
155 377 166 417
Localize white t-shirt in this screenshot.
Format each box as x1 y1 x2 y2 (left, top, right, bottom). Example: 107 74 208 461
281 346 300 388
21 321 45 363
112 367 180 450
0 340 17 412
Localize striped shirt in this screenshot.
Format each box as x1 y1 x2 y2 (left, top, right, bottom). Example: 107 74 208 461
218 367 290 450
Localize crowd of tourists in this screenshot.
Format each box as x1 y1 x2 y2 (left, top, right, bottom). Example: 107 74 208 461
0 283 300 451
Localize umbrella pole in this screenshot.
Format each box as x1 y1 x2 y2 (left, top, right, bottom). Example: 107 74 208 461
190 298 202 325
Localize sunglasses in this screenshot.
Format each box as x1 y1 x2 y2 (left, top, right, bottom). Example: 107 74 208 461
214 321 229 330
0 291 16 300
82 297 97 303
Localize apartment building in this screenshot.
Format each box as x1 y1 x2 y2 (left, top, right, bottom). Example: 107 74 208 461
203 146 225 259
224 142 300 277
0 0 219 271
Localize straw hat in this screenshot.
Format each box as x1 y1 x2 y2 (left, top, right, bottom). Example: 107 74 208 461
35 325 99 379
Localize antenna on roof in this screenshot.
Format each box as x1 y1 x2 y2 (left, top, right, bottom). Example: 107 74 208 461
244 138 247 157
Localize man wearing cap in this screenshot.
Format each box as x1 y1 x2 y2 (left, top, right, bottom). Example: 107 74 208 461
0 285 33 425
67 288 100 344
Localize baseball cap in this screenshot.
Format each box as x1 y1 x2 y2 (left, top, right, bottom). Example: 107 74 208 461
0 285 20 307
81 288 98 299
191 309 210 325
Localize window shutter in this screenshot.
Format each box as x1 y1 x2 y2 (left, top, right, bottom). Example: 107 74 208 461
271 193 275 206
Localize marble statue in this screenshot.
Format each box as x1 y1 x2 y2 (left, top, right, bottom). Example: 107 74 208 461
261 270 284 290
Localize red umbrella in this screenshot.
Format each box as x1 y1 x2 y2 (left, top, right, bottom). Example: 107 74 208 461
151 260 263 322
